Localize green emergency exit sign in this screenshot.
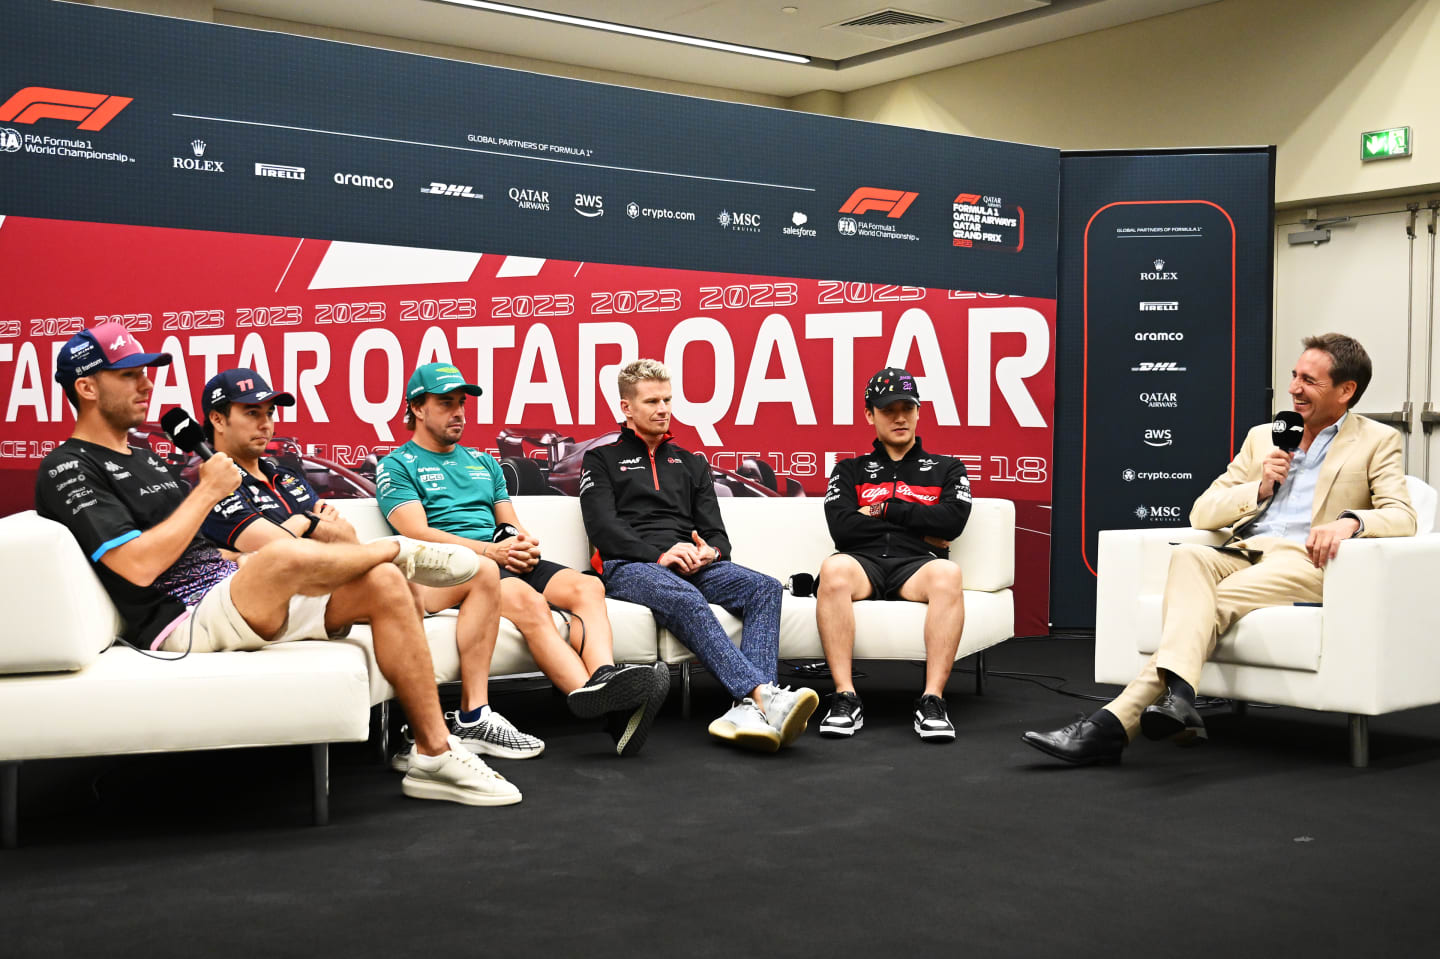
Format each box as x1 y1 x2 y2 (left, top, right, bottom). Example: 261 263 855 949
1362 126 1411 161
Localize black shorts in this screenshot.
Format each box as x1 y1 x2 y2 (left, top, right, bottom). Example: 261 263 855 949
499 558 569 594
838 552 941 601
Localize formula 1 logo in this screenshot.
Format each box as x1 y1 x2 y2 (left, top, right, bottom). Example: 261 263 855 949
839 187 918 219
0 87 132 131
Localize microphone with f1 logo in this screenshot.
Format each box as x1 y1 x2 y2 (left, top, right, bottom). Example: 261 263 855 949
1271 410 1304 452
160 407 215 460
1269 410 1305 494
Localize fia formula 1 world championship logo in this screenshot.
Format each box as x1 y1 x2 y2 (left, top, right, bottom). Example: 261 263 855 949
0 87 132 130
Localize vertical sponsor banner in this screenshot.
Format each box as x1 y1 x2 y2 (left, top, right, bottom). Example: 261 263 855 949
0 0 1060 633
1051 150 1275 627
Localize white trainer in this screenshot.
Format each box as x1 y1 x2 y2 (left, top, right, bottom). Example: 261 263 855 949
760 683 820 747
401 735 522 806
707 699 781 753
380 536 479 588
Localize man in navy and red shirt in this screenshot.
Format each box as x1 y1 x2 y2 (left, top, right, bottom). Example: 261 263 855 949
200 367 551 765
34 327 519 807
579 359 818 753
817 367 973 742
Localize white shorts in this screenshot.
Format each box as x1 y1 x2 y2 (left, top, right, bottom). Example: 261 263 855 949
160 573 349 653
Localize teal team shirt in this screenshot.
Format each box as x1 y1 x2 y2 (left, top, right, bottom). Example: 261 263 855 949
375 440 509 541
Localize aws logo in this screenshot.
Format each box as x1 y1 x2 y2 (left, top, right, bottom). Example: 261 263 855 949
0 87 132 130
839 187 918 219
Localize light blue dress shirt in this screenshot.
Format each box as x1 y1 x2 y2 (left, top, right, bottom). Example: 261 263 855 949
1247 412 1347 544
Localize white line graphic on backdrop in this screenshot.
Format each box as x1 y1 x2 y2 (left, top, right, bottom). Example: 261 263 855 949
172 114 816 192
275 239 304 292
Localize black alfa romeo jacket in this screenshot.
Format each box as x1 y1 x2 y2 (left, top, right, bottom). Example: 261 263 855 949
825 438 973 559
579 427 732 565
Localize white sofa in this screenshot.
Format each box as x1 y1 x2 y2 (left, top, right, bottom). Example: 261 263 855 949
0 494 1015 845
1094 476 1439 767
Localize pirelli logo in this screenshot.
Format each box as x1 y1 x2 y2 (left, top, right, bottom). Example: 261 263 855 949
839 187 918 219
0 87 133 131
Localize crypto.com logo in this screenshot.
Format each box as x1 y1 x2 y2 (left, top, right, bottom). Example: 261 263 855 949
839 187 918 219
0 87 132 131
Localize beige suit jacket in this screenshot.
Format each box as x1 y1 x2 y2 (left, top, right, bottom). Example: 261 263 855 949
1189 413 1416 539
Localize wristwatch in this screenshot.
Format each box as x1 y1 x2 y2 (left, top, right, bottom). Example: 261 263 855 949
301 511 322 538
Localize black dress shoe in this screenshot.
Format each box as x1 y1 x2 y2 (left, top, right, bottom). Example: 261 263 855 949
1021 718 1127 765
1140 689 1208 742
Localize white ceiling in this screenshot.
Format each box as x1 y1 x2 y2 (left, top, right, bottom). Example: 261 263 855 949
222 0 1219 98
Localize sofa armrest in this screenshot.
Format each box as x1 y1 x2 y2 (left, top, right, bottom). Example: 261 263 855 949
1315 533 1440 714
0 511 120 673
1094 527 1224 683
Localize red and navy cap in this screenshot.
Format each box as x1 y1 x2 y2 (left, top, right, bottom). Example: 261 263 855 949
54 321 172 386
201 368 296 417
864 367 920 407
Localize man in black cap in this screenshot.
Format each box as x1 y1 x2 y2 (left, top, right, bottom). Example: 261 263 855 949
815 367 973 742
198 367 354 547
34 326 524 806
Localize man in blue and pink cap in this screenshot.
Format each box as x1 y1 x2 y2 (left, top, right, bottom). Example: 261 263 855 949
34 322 526 807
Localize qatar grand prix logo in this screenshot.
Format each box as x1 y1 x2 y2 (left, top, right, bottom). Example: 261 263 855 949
0 87 132 130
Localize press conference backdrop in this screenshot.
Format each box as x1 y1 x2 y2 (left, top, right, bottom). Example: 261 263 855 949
0 0 1061 632
1050 149 1276 627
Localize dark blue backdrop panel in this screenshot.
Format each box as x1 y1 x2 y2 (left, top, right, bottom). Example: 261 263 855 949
1051 149 1275 628
0 0 1059 298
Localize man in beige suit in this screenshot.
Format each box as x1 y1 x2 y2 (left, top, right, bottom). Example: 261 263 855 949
1024 333 1415 764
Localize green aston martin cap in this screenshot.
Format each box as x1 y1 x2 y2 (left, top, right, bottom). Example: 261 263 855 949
405 362 484 400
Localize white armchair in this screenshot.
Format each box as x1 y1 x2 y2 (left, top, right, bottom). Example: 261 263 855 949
1094 475 1440 767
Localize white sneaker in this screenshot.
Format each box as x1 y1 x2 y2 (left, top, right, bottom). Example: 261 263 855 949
380 535 479 588
707 699 781 753
760 683 820 747
401 735 522 806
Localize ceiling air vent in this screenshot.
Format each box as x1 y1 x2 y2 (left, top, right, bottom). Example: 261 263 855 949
828 9 956 44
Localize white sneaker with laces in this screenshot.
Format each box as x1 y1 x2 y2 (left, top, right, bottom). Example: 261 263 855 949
380 535 479 588
401 735 522 806
707 699 781 753
759 683 820 746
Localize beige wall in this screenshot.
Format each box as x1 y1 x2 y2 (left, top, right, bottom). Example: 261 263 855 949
82 0 786 108
841 0 1440 206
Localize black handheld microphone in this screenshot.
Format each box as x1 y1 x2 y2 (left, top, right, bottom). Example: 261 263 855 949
787 573 817 597
1268 409 1304 495
160 407 214 460
492 523 520 542
1271 410 1304 452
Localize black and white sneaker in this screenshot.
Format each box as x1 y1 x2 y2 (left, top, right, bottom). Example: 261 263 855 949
566 663 655 719
605 663 671 758
818 691 864 738
447 709 545 759
913 694 955 742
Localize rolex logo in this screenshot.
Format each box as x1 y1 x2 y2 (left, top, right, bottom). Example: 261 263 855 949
1153 258 1164 270
191 139 207 156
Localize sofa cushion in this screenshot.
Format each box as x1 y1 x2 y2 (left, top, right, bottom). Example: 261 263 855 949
1135 597 1323 672
712 497 1015 591
0 511 122 675
657 591 1014 665
0 642 371 762
343 598 659 705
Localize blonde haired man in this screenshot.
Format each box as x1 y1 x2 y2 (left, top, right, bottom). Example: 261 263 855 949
578 359 818 752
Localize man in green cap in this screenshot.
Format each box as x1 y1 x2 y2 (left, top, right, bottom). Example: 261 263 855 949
376 363 669 758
